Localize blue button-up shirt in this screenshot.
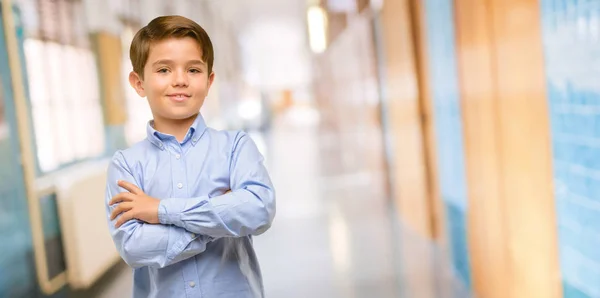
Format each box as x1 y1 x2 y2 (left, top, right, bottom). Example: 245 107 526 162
105 115 276 298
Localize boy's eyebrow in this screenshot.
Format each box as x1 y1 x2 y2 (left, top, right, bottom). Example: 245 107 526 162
152 59 206 67
152 59 174 67
187 60 206 65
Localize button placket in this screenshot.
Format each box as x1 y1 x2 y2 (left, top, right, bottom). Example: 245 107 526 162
171 144 187 197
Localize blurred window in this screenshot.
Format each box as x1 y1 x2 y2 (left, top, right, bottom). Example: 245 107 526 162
21 0 105 173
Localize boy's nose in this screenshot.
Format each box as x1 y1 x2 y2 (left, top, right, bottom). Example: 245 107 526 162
172 71 189 87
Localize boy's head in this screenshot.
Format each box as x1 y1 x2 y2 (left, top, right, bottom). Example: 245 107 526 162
128 15 215 123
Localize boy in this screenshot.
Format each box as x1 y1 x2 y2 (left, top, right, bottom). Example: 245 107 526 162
105 15 276 298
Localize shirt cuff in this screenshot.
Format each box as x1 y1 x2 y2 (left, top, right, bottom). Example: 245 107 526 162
165 225 197 262
158 199 183 226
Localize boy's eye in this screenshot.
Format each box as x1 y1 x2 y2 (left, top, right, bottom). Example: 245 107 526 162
157 68 169 73
189 68 201 73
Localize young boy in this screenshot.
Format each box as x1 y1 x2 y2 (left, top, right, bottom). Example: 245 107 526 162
105 15 276 298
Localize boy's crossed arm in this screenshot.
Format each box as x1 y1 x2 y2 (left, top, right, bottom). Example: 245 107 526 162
108 182 231 228
106 153 214 269
106 132 276 268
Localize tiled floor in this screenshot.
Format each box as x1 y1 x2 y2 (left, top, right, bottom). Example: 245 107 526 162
70 110 471 298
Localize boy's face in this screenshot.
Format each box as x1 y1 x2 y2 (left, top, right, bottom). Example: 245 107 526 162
129 37 214 123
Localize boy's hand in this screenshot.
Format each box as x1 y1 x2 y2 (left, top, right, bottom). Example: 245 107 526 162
109 180 160 228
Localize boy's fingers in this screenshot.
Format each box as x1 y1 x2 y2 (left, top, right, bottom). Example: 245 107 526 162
110 202 133 220
110 192 135 205
115 211 134 228
118 180 143 195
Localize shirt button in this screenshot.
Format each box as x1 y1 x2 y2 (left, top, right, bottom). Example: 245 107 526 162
177 183 183 189
189 281 196 288
175 154 181 159
191 233 196 238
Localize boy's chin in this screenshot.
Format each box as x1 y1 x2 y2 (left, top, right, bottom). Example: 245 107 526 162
167 108 201 118
156 112 200 122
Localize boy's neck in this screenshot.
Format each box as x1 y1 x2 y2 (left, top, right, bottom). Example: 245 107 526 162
153 113 199 143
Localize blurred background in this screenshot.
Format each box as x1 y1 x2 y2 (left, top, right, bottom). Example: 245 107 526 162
0 0 593 297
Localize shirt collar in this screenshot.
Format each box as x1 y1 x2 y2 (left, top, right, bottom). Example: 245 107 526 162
146 114 207 150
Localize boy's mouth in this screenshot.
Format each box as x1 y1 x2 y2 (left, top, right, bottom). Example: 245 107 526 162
166 93 191 102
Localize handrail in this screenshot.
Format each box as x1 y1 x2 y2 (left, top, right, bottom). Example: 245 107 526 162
1 0 68 294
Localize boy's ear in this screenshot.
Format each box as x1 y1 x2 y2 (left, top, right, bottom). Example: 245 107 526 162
129 71 146 97
207 71 215 90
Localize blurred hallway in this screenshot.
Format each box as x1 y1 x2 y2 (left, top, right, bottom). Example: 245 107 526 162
255 110 400 298
2 0 598 297
250 110 471 298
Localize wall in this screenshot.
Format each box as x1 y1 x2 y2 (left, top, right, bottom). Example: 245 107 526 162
384 0 564 296
454 0 561 297
379 0 433 239
541 1 600 297
453 0 509 297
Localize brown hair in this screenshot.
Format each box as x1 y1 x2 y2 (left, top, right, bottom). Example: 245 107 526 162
130 15 214 79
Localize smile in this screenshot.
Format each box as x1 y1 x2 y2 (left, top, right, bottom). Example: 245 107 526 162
166 94 191 102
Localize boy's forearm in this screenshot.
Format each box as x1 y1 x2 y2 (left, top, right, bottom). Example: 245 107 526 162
110 219 213 269
158 185 275 238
